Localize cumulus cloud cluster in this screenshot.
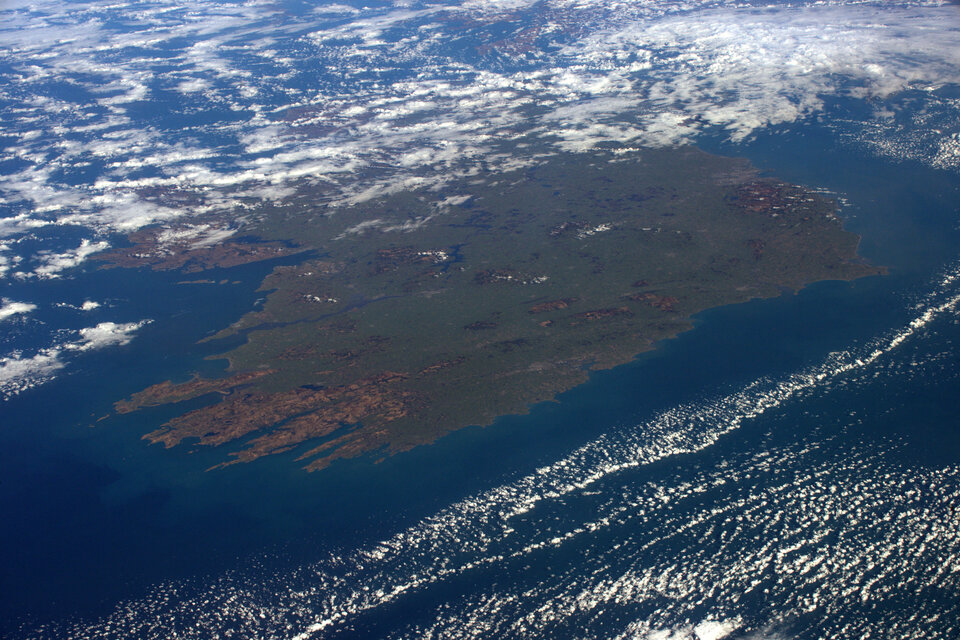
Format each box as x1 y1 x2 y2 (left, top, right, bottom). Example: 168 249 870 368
0 298 36 321
0 320 149 400
0 349 64 400
16 239 110 280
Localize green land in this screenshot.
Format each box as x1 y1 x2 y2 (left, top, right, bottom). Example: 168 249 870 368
115 147 883 471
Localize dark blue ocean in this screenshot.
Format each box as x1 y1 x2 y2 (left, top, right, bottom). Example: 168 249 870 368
2 120 959 639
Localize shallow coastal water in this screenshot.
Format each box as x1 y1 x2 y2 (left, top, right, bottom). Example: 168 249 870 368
2 118 959 637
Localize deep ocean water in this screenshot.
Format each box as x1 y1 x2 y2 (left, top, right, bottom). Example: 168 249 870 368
1 1 959 638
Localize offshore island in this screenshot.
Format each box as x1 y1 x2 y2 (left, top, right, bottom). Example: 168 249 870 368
107 147 883 471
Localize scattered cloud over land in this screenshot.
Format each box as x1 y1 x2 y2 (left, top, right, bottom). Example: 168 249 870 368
0 0 957 396
0 0 957 265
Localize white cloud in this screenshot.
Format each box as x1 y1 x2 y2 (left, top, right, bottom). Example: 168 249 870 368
176 78 211 94
559 3 960 145
0 250 22 278
156 224 236 249
0 348 64 399
19 238 110 279
693 619 738 640
0 319 150 399
96 80 149 105
312 4 361 16
56 300 103 311
0 299 37 321
68 320 151 351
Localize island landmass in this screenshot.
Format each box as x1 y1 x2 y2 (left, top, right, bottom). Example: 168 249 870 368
113 147 884 471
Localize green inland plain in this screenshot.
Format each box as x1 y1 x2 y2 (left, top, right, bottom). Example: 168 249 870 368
111 147 883 471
